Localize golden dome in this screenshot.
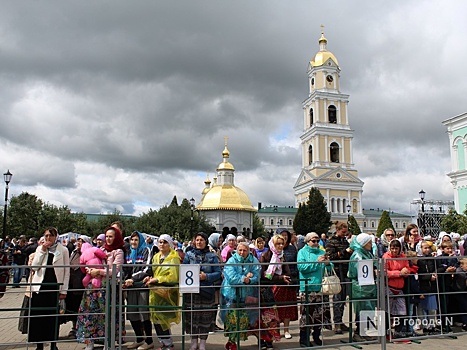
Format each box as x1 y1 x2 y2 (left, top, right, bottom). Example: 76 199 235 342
311 30 339 67
311 51 339 67
217 161 235 170
197 185 256 212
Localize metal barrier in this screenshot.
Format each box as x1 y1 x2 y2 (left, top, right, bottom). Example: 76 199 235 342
0 257 466 349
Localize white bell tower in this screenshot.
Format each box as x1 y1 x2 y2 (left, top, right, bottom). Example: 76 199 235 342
294 27 364 219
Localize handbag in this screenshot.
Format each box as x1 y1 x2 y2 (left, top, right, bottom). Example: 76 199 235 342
321 267 342 295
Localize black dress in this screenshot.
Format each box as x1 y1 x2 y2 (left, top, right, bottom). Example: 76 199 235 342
28 253 60 344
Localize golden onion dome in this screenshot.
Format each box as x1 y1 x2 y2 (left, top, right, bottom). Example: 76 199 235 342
222 145 230 158
196 185 256 212
311 31 339 67
217 160 235 170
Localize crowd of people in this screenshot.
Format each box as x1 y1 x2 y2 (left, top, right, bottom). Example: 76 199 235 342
1 221 467 350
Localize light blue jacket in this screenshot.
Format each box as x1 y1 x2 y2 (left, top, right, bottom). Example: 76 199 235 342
297 244 333 292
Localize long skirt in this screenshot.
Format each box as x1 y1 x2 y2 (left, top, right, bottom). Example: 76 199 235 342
76 283 107 344
224 308 250 342
28 288 60 343
18 295 30 334
184 292 217 337
272 284 298 322
126 288 150 322
299 293 331 329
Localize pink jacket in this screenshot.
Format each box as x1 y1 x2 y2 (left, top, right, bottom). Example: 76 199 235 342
383 251 409 289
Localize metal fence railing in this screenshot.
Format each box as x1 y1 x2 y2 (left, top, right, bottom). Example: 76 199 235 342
0 257 466 349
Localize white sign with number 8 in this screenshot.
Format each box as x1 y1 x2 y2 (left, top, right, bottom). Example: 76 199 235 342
179 264 200 293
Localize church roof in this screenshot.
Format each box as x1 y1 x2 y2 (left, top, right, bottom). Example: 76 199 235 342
197 185 256 211
197 140 256 212
311 31 339 67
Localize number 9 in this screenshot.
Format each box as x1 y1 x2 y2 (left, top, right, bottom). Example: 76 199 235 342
362 264 369 278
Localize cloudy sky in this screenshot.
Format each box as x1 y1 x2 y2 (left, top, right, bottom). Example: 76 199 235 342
0 0 465 217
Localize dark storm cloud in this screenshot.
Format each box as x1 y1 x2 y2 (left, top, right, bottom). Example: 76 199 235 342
0 0 465 214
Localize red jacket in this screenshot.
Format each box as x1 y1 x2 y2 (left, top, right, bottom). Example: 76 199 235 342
383 251 409 289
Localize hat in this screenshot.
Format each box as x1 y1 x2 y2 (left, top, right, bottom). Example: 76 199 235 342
356 233 372 247
305 232 319 243
97 234 105 241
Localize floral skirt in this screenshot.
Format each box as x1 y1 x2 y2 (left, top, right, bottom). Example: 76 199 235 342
76 284 106 344
272 285 298 322
224 309 250 342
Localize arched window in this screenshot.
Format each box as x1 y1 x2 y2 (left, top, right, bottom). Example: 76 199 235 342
270 219 274 225
330 142 339 163
288 219 292 225
308 145 313 165
371 222 375 228
261 219 264 224
310 108 314 125
363 222 367 228
279 219 283 225
395 222 398 228
328 105 337 123
352 199 358 213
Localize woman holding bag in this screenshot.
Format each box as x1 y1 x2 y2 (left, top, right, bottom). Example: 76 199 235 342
297 232 333 347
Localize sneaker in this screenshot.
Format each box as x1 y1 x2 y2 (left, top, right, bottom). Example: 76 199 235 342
284 331 292 339
259 340 267 350
340 324 350 332
127 342 145 350
462 324 467 331
85 344 94 350
352 334 365 342
334 325 343 334
137 342 155 350
300 342 312 348
265 342 274 350
225 341 237 350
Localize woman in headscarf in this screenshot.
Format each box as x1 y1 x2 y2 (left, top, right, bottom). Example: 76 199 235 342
377 228 395 258
123 231 153 350
275 229 299 340
183 232 222 350
297 232 333 347
208 232 223 263
221 234 237 263
62 235 88 338
29 227 70 350
221 241 261 350
76 226 126 350
259 234 292 350
348 233 377 342
143 234 180 350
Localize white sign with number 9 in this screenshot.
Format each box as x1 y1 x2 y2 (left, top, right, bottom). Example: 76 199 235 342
357 260 374 285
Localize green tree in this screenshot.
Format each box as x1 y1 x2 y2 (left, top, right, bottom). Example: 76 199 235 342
252 213 265 239
376 210 396 237
348 215 361 235
293 188 331 235
441 208 467 235
8 192 43 237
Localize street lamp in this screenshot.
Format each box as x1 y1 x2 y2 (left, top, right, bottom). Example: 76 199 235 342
2 170 12 240
419 189 426 235
189 197 195 237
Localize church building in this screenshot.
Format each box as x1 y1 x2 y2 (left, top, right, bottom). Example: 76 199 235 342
293 29 364 222
196 139 256 235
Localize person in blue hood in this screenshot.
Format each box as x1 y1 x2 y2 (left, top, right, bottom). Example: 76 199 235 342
347 233 377 342
221 242 261 350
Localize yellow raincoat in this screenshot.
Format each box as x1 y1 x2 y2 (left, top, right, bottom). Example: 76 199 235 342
149 249 180 330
